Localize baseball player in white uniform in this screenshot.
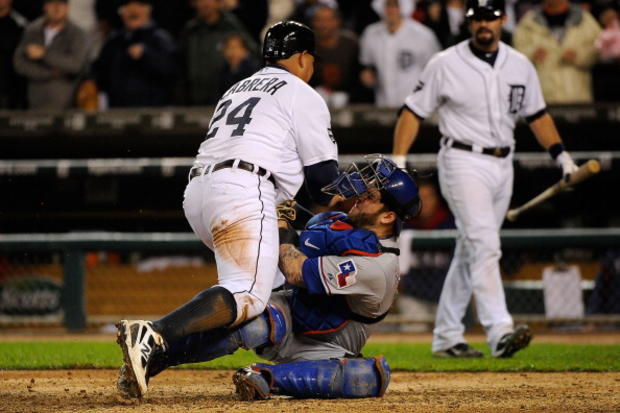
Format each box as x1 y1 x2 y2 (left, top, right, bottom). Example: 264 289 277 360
115 156 422 400
115 21 341 398
360 0 442 107
392 0 579 358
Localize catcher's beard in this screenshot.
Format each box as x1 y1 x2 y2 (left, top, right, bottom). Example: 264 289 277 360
349 207 387 229
152 286 237 344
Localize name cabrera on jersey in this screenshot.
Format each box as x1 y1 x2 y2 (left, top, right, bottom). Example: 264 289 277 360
300 239 399 319
195 66 338 201
360 19 441 107
404 40 546 148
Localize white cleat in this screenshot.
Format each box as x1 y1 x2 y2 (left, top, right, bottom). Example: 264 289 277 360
116 320 165 398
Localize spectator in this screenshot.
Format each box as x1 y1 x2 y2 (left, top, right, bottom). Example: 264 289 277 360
513 0 601 103
290 0 338 26
222 0 269 44
422 0 467 48
592 2 620 100
359 0 441 107
309 4 366 106
92 0 177 108
13 0 89 110
179 0 257 105
422 0 512 47
218 32 260 96
0 0 27 109
407 179 455 230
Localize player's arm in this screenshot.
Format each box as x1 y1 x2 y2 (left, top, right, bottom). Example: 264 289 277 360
393 107 422 168
278 243 307 287
528 112 578 181
277 219 307 287
304 160 342 208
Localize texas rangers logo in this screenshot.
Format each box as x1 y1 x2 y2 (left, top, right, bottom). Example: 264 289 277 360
508 84 525 114
335 260 357 289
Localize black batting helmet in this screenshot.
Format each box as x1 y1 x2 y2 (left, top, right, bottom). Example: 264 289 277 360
465 0 505 19
262 20 317 62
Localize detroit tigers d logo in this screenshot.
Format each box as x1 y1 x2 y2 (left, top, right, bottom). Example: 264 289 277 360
508 85 525 114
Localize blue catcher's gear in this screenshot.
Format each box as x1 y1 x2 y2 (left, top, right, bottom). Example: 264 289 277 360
234 356 391 399
322 154 422 221
299 211 382 258
146 304 286 378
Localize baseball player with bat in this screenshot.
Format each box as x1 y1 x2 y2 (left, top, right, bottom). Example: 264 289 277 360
116 156 422 400
392 0 579 358
115 21 343 397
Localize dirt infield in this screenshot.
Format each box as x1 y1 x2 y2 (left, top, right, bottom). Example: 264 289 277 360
1 369 619 413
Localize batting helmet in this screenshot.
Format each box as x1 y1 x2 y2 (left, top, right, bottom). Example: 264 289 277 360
263 20 317 62
465 0 505 19
322 155 422 221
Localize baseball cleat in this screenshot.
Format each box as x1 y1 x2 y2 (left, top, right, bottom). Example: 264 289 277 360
433 343 483 358
233 367 271 401
493 324 533 358
116 320 166 398
116 364 141 399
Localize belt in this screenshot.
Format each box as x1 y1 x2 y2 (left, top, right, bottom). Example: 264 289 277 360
190 159 276 186
442 137 511 158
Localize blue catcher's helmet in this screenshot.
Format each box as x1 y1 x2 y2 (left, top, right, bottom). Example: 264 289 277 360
322 154 422 222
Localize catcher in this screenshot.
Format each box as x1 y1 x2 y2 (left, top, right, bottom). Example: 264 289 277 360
116 156 422 399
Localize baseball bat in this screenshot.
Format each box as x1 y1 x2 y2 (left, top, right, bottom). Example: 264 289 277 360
506 159 601 222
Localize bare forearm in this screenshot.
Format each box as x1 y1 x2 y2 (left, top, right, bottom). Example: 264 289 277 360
528 113 562 150
393 109 421 156
278 244 307 287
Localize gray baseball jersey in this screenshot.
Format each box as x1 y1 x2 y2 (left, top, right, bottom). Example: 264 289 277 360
360 19 441 107
259 238 400 363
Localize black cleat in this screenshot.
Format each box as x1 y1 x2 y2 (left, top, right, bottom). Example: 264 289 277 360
493 324 533 358
233 367 271 401
433 343 483 358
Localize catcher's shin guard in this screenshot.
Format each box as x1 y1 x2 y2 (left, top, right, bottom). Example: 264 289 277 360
251 356 391 399
148 304 286 377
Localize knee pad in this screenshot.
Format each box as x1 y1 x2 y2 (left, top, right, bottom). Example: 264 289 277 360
236 303 286 349
252 355 391 398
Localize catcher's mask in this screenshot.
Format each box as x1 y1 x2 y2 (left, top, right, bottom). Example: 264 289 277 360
322 154 422 222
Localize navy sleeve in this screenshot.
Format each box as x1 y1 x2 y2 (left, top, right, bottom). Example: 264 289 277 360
303 159 339 206
302 257 328 294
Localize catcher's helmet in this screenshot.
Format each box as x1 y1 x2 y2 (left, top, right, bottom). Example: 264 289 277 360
465 0 505 19
322 155 422 222
263 20 317 62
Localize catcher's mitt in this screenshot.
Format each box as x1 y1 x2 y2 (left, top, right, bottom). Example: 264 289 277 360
276 200 313 230
276 200 298 223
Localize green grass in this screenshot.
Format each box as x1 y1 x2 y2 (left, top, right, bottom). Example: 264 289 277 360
1 342 619 371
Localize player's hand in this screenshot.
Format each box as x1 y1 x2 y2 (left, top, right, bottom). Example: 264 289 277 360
360 69 376 88
26 44 45 60
561 49 577 64
532 48 547 64
128 44 145 60
556 151 578 182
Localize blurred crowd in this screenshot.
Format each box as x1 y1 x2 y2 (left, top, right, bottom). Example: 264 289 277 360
1 0 619 111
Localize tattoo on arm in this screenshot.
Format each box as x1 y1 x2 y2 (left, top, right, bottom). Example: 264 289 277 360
279 244 307 287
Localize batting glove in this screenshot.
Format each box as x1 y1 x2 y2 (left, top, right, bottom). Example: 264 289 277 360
556 151 578 182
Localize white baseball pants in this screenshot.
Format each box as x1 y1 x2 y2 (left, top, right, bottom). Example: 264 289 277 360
183 166 285 327
433 146 514 352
